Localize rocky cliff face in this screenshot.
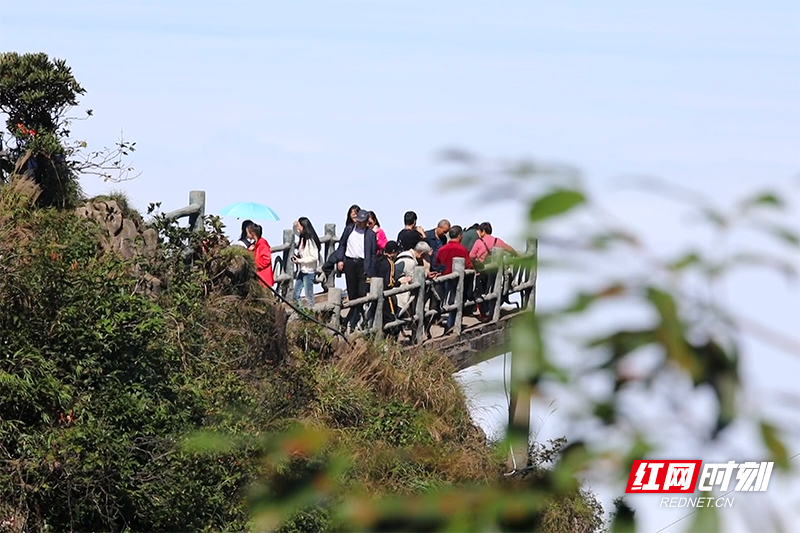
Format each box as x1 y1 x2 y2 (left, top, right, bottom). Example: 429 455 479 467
75 198 159 259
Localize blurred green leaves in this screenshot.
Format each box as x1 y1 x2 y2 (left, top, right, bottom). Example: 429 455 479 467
529 189 586 222
760 422 790 471
436 152 798 531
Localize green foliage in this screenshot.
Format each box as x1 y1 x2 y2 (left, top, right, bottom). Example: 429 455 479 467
365 401 434 447
0 52 85 206
0 52 84 133
0 183 288 531
528 188 586 222
5 179 560 532
0 52 138 208
437 152 800 532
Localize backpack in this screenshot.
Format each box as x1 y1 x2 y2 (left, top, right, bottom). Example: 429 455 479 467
473 236 494 272
395 251 417 279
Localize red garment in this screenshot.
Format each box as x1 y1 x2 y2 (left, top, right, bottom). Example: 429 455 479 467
253 237 274 287
434 241 473 275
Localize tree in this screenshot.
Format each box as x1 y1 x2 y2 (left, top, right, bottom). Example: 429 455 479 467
0 52 136 208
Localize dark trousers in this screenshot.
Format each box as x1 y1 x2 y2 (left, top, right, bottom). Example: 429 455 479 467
443 274 477 330
344 257 367 329
476 271 497 317
382 295 400 338
445 279 458 330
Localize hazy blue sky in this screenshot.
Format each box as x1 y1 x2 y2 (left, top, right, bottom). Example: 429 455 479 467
3 1 798 531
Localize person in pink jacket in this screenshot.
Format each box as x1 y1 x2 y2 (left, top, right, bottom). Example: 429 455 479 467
469 222 516 263
469 222 516 319
367 211 388 252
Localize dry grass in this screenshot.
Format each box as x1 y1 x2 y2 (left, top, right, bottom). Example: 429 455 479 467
305 338 499 488
201 294 288 369
332 339 467 423
0 175 41 245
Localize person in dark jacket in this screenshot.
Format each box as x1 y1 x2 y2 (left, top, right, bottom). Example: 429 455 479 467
424 218 450 270
319 204 361 289
372 240 402 337
396 210 426 251
461 223 481 257
333 209 378 331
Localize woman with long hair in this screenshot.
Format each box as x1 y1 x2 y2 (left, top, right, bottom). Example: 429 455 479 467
246 223 274 287
292 217 321 307
344 204 360 228
367 210 388 251
231 219 254 248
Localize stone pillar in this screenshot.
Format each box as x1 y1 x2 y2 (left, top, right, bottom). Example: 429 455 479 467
413 266 427 344
328 288 343 330
452 257 466 335
370 277 384 341
188 190 205 232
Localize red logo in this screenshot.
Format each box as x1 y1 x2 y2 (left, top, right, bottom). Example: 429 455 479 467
625 460 703 493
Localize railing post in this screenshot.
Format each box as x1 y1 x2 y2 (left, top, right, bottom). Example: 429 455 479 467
328 287 343 330
323 224 336 259
281 229 294 298
413 266 426 344
491 248 504 323
188 190 205 232
525 238 538 310
324 223 337 291
369 277 384 341
507 340 532 472
506 240 537 472
453 257 466 335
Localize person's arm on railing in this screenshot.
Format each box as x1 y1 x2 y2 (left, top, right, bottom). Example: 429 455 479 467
497 237 518 255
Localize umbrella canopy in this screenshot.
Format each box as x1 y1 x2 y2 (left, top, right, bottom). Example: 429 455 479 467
219 202 280 222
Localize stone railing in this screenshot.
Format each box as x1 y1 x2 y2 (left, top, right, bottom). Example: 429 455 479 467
267 222 536 342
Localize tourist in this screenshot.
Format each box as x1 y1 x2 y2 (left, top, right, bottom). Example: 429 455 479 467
394 240 432 317
461 223 481 257
470 222 516 318
373 240 402 336
367 210 388 251
231 219 254 248
333 209 378 331
469 221 517 265
396 210 425 251
291 217 321 308
345 204 360 228
318 204 360 288
425 218 450 269
247 223 274 287
434 225 473 332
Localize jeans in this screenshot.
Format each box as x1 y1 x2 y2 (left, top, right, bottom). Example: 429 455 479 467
293 271 315 307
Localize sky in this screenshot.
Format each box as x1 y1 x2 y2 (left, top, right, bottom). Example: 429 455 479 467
2 1 799 531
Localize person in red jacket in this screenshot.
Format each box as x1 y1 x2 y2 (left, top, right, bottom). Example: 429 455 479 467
247 223 274 287
433 225 474 332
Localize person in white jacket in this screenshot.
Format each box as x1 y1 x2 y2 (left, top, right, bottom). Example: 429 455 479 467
394 240 431 316
291 217 321 307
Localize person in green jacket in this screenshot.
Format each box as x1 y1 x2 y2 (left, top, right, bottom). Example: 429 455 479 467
461 223 480 258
